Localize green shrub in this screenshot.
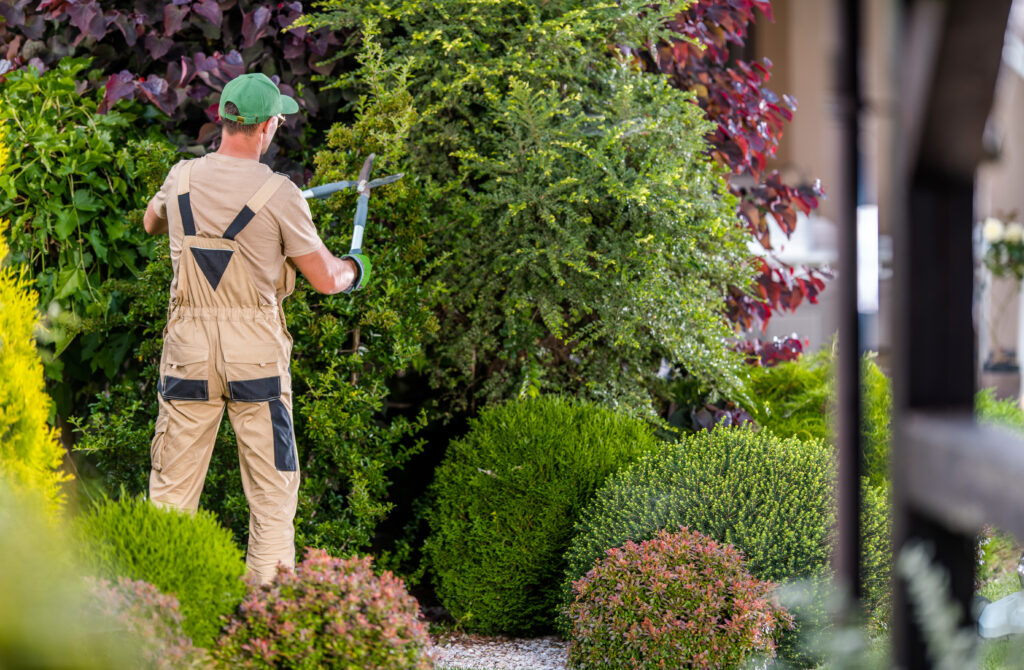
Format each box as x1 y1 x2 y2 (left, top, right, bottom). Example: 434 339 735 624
561 427 891 634
567 527 793 670
302 0 755 416
860 482 892 629
425 395 660 634
976 387 1024 433
215 548 432 670
87 577 209 669
744 347 892 487
75 495 247 648
0 218 70 517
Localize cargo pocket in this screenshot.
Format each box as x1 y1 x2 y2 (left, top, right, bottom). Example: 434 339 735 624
150 412 168 472
224 342 282 402
160 341 209 401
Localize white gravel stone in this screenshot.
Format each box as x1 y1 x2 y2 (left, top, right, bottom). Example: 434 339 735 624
429 634 569 670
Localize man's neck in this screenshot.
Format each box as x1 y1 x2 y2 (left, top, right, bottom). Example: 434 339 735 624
216 134 262 161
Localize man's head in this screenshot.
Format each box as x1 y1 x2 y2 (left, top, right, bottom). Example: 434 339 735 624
218 73 299 154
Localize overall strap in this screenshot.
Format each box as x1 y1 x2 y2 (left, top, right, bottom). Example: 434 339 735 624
176 160 197 236
222 173 289 241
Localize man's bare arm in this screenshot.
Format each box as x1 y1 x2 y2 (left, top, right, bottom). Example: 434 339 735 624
291 244 359 294
143 200 168 235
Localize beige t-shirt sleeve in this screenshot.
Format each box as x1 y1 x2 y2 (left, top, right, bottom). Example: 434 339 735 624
148 160 184 223
277 185 324 258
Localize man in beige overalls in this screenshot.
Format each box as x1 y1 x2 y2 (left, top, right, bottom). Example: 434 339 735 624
142 73 366 583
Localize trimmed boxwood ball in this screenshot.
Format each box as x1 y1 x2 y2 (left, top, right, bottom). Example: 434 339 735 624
424 395 660 634
561 426 892 633
75 495 247 648
567 527 793 670
215 548 432 670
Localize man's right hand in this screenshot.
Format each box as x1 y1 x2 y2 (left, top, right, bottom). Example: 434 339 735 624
292 245 361 295
340 253 371 293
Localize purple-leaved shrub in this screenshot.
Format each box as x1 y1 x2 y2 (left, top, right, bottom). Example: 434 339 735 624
215 548 433 669
86 577 209 669
568 527 793 670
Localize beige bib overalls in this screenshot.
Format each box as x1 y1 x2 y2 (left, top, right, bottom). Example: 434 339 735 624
149 160 300 584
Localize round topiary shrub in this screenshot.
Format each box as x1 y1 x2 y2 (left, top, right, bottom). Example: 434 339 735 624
562 426 891 633
214 548 432 669
424 395 661 634
86 577 209 669
567 527 793 670
75 495 247 648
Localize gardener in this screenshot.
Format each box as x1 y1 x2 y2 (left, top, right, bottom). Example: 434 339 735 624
141 73 366 584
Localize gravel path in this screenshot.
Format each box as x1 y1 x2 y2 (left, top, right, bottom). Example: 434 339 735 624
430 633 569 670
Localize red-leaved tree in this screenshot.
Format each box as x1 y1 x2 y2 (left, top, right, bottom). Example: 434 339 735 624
640 0 829 331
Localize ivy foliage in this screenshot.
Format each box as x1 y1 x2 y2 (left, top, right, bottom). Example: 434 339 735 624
302 0 756 415
0 58 179 413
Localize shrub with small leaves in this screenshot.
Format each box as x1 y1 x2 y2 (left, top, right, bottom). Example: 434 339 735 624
214 548 432 670
567 526 793 670
75 495 247 648
425 396 661 634
86 577 209 669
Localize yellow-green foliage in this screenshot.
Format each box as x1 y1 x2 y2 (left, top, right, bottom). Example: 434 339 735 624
0 129 69 516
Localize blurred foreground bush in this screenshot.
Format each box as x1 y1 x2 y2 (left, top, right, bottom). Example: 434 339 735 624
87 576 210 669
0 484 140 668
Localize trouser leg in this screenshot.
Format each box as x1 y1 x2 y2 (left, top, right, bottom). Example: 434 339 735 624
149 393 225 512
227 389 300 584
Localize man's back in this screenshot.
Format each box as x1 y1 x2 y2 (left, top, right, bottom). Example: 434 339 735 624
152 153 321 307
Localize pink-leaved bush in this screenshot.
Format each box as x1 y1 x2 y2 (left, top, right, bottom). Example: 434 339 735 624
215 548 433 669
86 577 209 669
567 527 793 670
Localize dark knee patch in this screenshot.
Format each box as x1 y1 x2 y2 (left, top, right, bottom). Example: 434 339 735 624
269 398 297 472
228 376 281 402
160 376 209 401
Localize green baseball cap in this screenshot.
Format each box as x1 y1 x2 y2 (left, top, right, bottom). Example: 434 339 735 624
219 73 299 124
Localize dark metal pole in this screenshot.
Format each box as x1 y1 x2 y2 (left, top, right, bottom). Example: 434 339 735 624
834 0 863 613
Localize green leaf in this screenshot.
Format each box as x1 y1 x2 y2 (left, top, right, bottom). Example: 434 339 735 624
53 208 77 240
55 266 85 301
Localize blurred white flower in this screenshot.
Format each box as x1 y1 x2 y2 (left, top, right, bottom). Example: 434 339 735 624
1006 221 1024 243
983 217 1005 243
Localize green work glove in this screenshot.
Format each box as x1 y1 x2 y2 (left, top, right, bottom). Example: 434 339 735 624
342 252 371 293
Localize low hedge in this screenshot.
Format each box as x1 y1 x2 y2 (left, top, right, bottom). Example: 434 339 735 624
424 395 660 634
75 495 247 648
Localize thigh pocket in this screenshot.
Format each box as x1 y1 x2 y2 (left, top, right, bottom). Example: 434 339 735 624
150 411 168 472
224 343 282 402
160 341 209 401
